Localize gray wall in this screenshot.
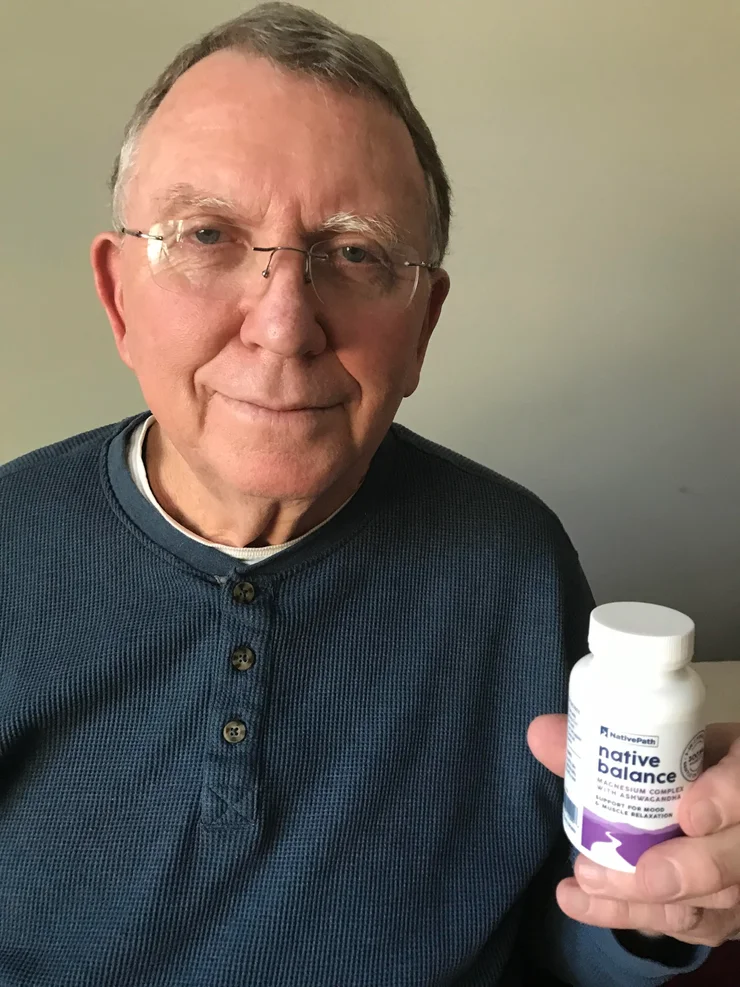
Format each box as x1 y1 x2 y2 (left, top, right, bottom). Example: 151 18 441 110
2 1 739 659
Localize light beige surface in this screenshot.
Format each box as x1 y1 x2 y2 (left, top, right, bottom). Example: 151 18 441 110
697 662 740 723
2 2 739 658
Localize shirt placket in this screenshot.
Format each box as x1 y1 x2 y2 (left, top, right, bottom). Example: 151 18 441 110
201 567 273 835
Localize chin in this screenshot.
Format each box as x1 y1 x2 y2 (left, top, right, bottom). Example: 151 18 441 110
208 439 355 503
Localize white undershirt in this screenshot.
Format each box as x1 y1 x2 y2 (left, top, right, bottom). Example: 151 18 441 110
126 415 351 564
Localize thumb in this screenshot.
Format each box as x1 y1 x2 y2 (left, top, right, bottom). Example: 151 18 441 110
678 722 740 836
527 713 568 777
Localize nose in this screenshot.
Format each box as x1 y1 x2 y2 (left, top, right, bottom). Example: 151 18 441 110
239 245 327 358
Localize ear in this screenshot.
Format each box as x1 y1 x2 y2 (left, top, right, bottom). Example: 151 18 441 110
403 268 451 398
90 232 134 370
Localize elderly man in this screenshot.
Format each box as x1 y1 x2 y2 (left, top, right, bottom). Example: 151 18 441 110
1 4 737 985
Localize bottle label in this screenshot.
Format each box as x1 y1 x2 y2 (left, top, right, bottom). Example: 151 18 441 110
563 696 704 870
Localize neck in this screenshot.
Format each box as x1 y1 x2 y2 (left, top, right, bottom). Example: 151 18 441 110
144 421 362 548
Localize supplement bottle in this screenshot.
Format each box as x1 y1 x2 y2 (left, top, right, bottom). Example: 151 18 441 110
563 602 706 872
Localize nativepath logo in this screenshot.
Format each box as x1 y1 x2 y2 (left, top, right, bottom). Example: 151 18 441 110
600 725 659 747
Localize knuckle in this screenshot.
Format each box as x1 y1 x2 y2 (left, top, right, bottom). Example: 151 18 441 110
601 897 628 926
665 905 704 935
698 855 727 895
689 886 740 910
720 885 740 908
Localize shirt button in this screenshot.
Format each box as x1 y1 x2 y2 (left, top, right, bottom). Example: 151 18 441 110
223 720 247 744
231 646 256 671
232 581 255 604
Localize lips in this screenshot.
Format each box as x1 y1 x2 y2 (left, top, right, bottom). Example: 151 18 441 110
226 397 334 411
219 394 338 413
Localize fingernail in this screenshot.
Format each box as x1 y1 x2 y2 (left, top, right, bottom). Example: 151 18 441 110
577 859 608 890
690 799 722 836
644 858 682 898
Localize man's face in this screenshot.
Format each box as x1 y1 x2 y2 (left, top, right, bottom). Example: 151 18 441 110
93 52 448 502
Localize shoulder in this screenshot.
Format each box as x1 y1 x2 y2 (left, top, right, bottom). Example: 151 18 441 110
389 423 569 546
0 414 141 502
386 425 594 658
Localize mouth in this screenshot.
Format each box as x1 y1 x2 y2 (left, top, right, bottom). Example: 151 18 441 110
218 394 340 419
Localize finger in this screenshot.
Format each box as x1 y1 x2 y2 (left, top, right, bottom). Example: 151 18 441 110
680 729 740 836
657 906 740 948
576 827 740 902
650 825 740 898
684 887 740 910
556 877 702 935
559 878 740 945
527 714 567 777
575 856 740 908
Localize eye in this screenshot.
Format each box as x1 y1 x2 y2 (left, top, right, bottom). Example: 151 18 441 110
194 228 224 246
341 245 369 264
176 221 244 247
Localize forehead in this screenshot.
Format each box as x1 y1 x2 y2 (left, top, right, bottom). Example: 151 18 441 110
128 51 428 242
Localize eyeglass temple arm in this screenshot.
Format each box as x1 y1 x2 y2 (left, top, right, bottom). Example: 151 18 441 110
119 228 165 242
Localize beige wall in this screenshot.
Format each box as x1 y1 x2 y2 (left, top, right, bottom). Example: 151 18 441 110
2 2 739 660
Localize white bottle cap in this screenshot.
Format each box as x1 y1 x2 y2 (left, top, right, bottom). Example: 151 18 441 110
589 602 695 670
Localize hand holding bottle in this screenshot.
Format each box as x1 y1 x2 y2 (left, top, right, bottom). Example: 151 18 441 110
528 713 740 946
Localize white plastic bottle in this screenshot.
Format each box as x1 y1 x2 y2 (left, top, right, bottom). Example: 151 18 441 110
563 602 706 872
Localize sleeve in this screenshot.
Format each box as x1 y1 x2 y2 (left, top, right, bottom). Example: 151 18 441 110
526 543 711 985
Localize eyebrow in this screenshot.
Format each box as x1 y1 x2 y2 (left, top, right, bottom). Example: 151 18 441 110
151 183 409 245
317 211 405 246
152 184 246 218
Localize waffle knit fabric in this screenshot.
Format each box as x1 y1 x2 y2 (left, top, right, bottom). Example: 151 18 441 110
0 412 708 986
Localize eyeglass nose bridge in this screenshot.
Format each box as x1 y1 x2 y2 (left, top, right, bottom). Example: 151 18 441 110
253 245 318 284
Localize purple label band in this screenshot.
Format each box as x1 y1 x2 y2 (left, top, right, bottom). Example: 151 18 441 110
581 807 682 867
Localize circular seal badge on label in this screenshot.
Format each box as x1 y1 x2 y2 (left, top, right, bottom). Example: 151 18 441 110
681 730 705 782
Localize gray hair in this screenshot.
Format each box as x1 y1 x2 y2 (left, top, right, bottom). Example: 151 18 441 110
109 2 452 266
